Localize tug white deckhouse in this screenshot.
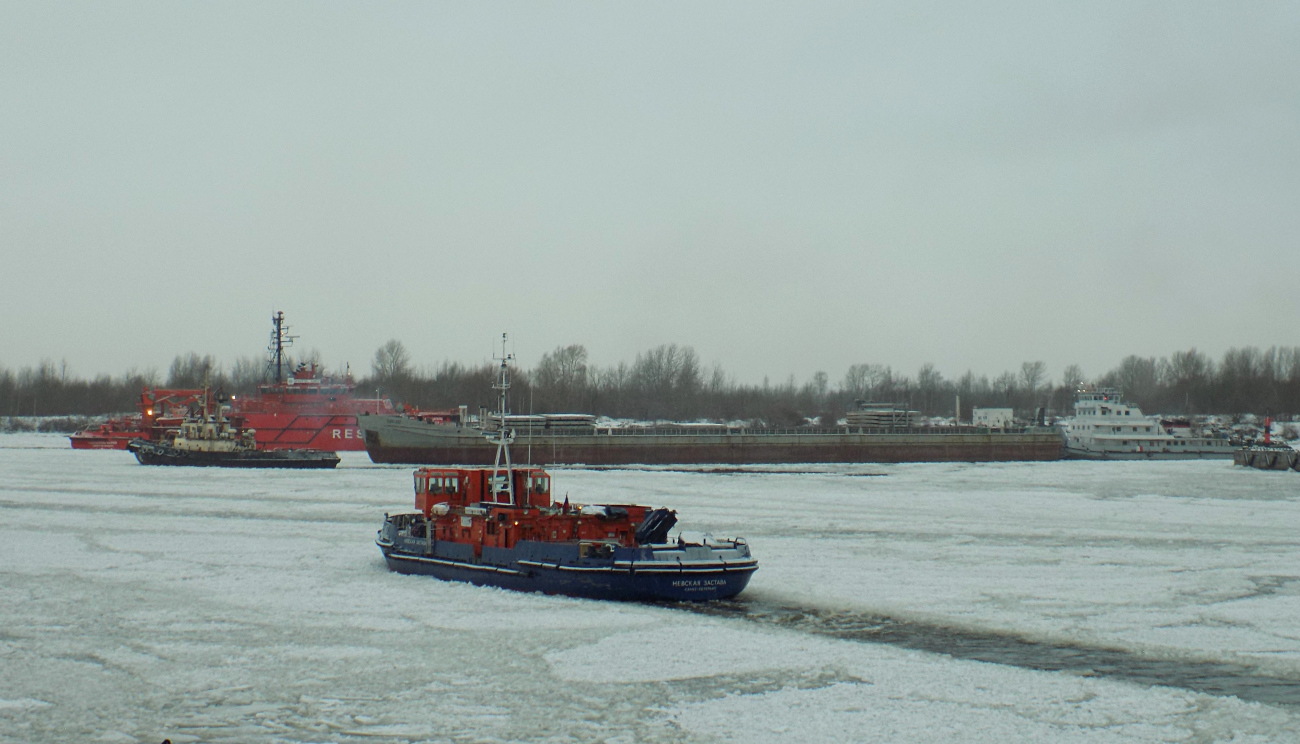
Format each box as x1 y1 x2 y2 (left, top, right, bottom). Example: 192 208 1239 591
1064 388 1233 460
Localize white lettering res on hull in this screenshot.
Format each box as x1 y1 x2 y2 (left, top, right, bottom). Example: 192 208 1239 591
330 429 363 439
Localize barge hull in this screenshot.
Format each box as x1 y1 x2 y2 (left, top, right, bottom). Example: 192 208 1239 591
1234 448 1300 471
1066 449 1235 461
363 427 1063 465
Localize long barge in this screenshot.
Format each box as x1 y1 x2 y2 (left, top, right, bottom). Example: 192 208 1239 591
358 413 1064 465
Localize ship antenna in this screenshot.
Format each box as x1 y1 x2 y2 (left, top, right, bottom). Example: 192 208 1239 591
487 333 517 507
265 311 298 384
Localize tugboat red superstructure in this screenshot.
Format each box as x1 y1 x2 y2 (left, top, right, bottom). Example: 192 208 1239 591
376 335 757 602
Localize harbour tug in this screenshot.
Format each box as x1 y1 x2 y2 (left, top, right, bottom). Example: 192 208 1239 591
376 337 757 601
127 389 339 469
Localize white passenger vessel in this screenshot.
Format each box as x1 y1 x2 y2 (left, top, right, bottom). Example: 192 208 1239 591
1064 388 1234 460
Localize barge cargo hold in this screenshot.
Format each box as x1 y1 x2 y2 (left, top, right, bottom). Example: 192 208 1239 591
357 413 1064 465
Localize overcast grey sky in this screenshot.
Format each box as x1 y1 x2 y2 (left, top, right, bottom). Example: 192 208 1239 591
2 2 1297 385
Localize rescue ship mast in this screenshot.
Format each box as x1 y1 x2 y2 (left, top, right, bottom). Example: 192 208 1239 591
265 310 298 385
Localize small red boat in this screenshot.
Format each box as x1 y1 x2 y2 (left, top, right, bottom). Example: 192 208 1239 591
68 388 206 450
69 415 143 450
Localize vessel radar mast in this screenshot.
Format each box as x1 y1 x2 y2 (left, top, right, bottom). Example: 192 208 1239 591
487 333 518 506
265 311 299 384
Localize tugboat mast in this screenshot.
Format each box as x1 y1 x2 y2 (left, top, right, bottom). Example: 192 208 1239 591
265 311 298 384
487 333 517 507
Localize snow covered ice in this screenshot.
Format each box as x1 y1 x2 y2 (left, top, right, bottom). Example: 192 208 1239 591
3 433 1300 742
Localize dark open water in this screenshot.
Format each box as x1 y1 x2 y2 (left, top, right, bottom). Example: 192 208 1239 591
681 599 1300 707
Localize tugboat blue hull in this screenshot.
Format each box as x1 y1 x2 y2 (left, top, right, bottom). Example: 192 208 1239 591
378 545 756 602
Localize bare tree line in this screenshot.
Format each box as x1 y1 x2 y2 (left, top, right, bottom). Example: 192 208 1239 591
367 342 1300 424
0 351 313 417
0 360 158 418
4 344 1299 422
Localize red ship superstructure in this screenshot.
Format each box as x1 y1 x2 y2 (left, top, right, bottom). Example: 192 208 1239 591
225 311 394 451
231 362 393 451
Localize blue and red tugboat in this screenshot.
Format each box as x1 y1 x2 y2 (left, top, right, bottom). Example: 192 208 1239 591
376 336 758 601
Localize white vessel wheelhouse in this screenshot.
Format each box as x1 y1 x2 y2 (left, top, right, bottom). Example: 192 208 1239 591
1064 388 1233 459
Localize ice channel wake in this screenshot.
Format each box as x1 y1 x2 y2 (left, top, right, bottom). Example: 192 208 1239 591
678 599 1300 707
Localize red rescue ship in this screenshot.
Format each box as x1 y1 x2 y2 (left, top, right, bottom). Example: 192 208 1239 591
70 312 394 452
232 361 393 451
232 311 393 451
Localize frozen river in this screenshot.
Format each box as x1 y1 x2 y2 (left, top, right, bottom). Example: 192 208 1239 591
3 434 1300 743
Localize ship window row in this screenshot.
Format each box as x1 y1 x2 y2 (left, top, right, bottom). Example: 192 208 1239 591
415 474 461 494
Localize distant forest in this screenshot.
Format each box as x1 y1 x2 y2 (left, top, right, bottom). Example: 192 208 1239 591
3 343 1300 424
